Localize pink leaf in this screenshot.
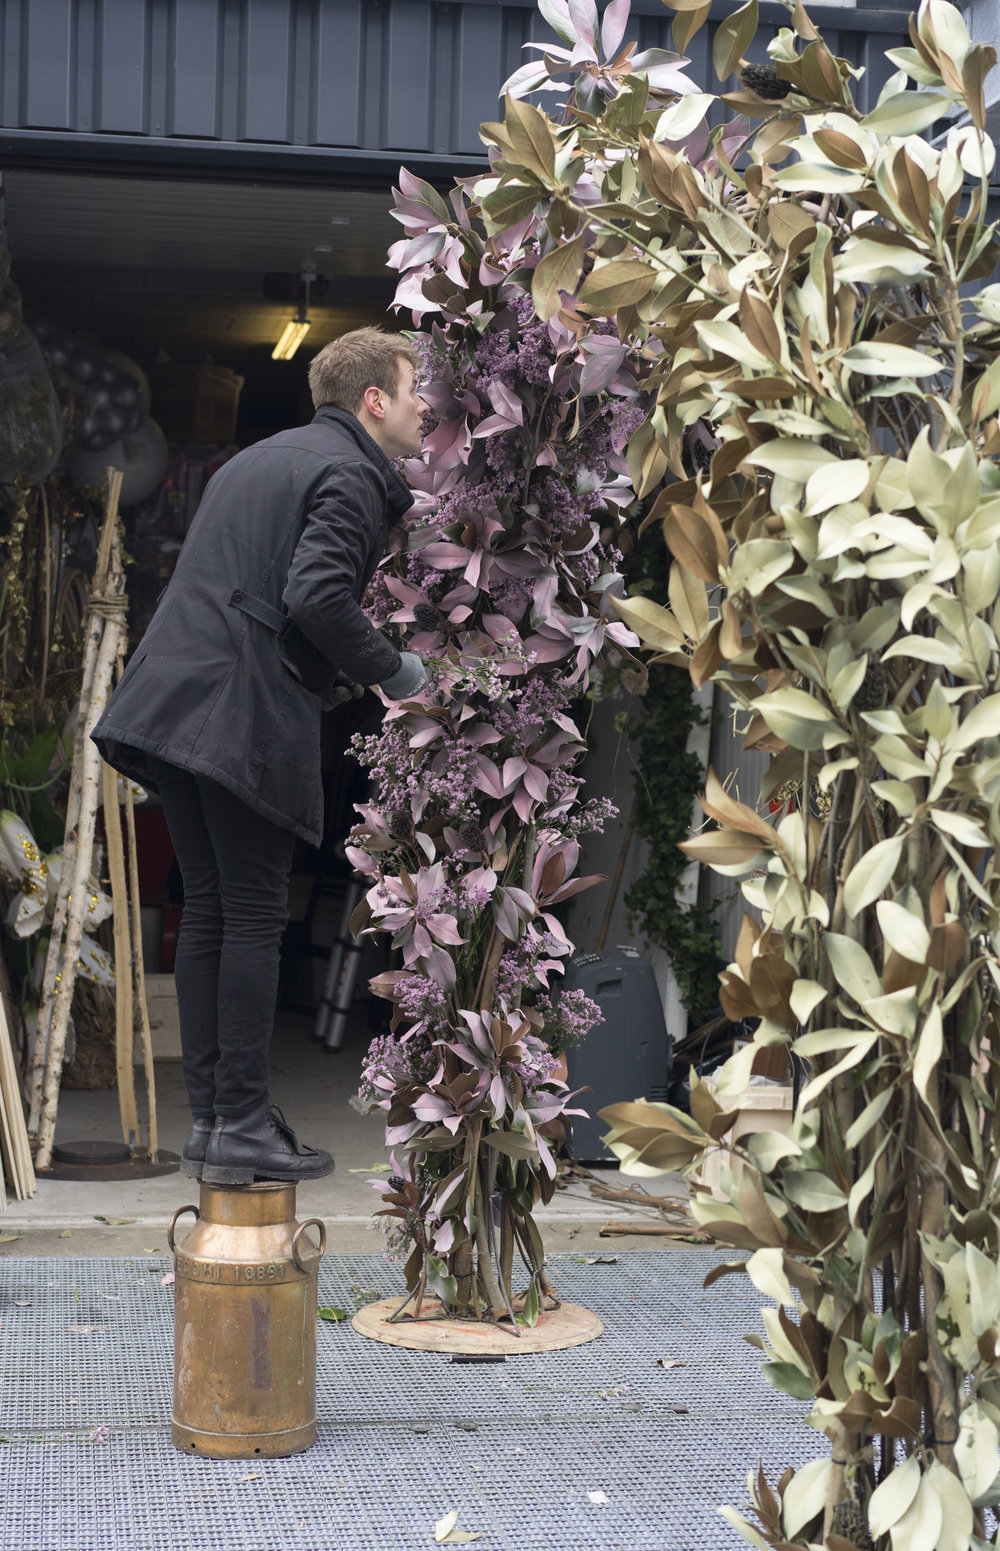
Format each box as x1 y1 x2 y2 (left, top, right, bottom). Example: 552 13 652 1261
489 1074 507 1119
600 0 630 61
420 541 471 569
502 756 528 790
522 764 549 802
512 786 537 824
474 757 505 798
493 890 521 939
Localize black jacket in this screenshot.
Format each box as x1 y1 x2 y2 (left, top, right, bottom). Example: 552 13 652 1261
92 406 411 844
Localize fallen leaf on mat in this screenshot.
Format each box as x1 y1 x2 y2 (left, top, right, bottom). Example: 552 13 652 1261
575 1255 618 1265
94 1216 137 1225
69 1325 102 1333
160 1272 175 1286
0 1233 21 1243
317 1306 348 1323
238 1473 260 1483
587 1490 609 1505
656 1357 685 1369
58 1231 73 1239
434 1510 485 1543
13 1300 30 1307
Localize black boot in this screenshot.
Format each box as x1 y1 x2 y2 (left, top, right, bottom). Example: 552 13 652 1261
180 1117 214 1179
201 1104 335 1185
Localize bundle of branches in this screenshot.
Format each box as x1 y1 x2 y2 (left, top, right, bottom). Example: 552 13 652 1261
26 472 157 1170
475 0 1000 1544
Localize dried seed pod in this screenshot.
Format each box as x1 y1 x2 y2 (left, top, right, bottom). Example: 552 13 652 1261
854 654 887 713
413 601 441 632
459 820 487 853
738 63 791 100
387 807 414 841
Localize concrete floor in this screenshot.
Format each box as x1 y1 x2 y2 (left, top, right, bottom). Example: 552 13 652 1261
2 1011 687 1258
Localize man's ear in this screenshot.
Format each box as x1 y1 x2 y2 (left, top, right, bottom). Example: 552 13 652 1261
361 385 385 419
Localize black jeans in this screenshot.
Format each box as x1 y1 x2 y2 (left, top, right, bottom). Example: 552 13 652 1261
152 762 296 1119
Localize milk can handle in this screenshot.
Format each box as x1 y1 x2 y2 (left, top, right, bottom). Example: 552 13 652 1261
292 1218 327 1271
167 1204 200 1255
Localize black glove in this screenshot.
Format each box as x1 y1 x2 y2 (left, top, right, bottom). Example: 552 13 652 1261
380 651 430 700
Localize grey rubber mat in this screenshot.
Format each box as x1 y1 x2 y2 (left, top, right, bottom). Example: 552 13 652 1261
0 1251 819 1551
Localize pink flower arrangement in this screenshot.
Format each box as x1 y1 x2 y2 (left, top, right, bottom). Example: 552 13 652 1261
349 4 671 1323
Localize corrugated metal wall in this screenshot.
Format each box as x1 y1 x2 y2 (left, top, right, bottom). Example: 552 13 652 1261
0 0 909 170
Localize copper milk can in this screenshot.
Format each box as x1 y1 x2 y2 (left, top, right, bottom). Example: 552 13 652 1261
168 1180 326 1458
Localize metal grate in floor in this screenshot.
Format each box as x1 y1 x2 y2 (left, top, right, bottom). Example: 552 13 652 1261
0 1251 819 1551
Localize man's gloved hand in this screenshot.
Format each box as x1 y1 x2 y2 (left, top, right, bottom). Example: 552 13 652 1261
380 651 430 700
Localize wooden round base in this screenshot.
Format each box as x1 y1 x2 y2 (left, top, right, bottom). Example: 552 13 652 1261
352 1297 603 1354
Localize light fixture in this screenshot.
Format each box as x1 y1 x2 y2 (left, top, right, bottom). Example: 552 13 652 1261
271 266 316 360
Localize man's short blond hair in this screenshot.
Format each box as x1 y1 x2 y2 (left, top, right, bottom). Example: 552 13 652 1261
308 326 418 413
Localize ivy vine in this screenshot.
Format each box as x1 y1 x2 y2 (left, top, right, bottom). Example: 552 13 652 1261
622 522 721 1028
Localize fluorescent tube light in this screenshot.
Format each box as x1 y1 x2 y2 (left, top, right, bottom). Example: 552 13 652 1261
271 317 312 361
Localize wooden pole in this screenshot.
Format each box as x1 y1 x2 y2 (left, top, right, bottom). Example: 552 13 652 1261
124 777 158 1160
102 761 139 1148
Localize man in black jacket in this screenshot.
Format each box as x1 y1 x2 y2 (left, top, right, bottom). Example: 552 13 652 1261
93 327 429 1184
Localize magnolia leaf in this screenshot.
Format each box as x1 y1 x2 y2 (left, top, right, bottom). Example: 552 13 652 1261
869 1452 921 1538
861 90 953 134
843 833 904 916
713 0 757 80
745 1129 802 1171
717 1507 772 1551
842 342 940 377
925 1460 973 1551
538 0 578 45
948 697 1000 750
882 634 963 668
759 1361 818 1401
745 1247 795 1307
753 687 838 751
876 900 931 963
836 241 932 287
745 439 836 483
848 1133 891 1226
864 987 919 1038
845 1087 895 1150
803 459 871 514
957 1404 1000 1505
789 978 827 1023
781 1170 847 1213
871 780 918 819
781 1457 831 1540
889 1471 943 1551
532 234 586 320
579 259 658 311
929 809 989 847
611 594 685 651
652 92 714 142
678 829 768 870
825 933 882 1004
503 95 557 180
966 1243 1000 1340
912 1005 943 1104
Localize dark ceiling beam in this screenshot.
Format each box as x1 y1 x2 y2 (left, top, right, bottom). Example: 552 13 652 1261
0 131 485 190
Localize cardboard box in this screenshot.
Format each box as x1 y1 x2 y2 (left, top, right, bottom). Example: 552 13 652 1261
692 1079 795 1200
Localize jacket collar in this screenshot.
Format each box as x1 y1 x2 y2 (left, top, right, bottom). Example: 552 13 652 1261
313 405 415 522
